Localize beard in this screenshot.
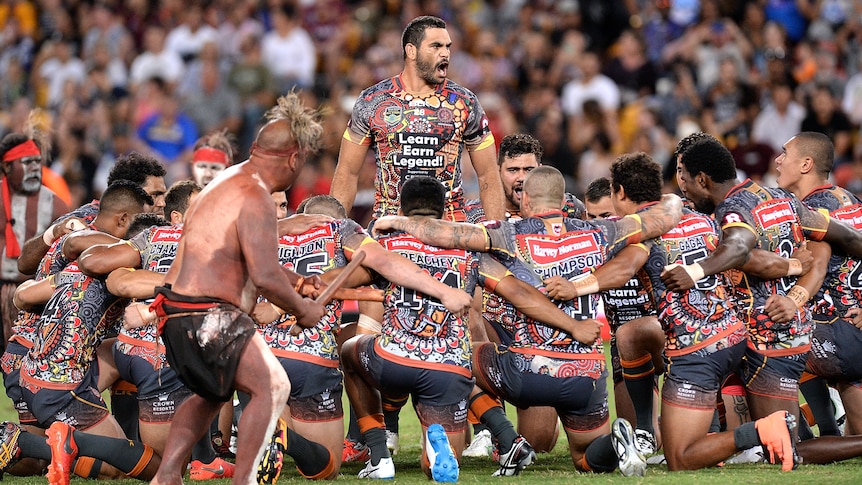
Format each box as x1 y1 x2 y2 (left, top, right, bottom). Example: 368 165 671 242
691 196 716 215
20 175 42 194
416 54 446 86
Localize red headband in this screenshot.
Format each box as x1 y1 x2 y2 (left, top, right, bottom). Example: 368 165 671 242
2 140 40 163
192 147 229 166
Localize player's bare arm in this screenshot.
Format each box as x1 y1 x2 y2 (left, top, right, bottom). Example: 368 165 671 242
611 193 683 241
740 245 813 280
357 240 472 314
277 213 334 237
106 267 165 299
470 145 506 220
802 205 862 258
78 240 142 276
62 230 122 260
494 272 602 346
763 240 830 323
545 244 650 300
662 225 755 291
330 137 369 215
13 277 54 310
372 216 489 252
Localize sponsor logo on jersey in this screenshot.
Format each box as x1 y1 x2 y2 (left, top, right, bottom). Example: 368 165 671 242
754 199 796 228
281 225 334 245
832 204 862 230
524 233 600 265
150 227 183 243
663 215 714 239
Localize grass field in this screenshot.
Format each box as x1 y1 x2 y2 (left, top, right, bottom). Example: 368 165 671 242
1 390 861 484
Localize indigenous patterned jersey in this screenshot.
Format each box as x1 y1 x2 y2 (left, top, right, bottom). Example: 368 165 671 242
116 224 182 368
465 194 587 338
375 231 504 378
642 208 744 356
345 75 493 221
484 211 641 371
258 219 371 367
50 200 99 227
803 184 862 317
10 229 87 348
714 179 828 354
601 264 655 332
21 261 124 390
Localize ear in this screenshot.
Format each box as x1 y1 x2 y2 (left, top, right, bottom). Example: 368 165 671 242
0 163 11 176
170 210 183 225
800 157 814 174
405 43 417 61
117 211 130 229
695 172 709 190
614 185 627 202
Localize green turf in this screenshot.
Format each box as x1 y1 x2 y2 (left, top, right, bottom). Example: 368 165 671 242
1 389 860 484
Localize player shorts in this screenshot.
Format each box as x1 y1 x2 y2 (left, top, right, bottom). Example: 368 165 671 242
22 365 109 430
1 341 36 425
112 340 185 399
474 343 609 432
662 340 746 410
739 347 806 401
807 315 862 382
277 356 343 422
353 335 472 432
139 386 193 423
155 287 256 403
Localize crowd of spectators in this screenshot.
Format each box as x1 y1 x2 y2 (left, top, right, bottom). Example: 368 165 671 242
2 0 862 222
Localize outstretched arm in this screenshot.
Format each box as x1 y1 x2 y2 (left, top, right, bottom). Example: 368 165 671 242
494 275 602 345
662 225 756 291
62 230 121 261
14 277 55 310
78 241 142 276
545 245 649 300
359 242 473 314
741 245 812 280
610 194 683 242
106 267 165 299
372 216 489 252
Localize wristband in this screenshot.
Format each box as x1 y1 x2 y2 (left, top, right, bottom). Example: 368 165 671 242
786 285 810 309
43 225 57 246
47 274 56 289
682 263 705 283
271 303 286 316
571 274 600 296
786 258 803 276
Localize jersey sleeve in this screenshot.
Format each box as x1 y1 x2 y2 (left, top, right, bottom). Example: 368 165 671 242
483 220 517 261
792 197 830 241
128 229 150 254
343 89 374 146
596 215 644 259
463 91 494 151
338 219 376 255
715 201 757 237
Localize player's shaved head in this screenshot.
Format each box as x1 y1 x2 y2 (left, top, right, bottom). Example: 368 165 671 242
792 131 834 176
523 166 565 206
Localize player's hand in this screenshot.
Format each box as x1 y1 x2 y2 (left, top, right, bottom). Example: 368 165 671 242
370 216 404 238
571 318 602 345
544 276 577 300
295 298 326 328
296 275 324 299
661 264 696 291
845 308 862 329
791 242 813 275
440 288 472 317
252 300 280 325
277 214 333 236
123 302 157 330
763 295 797 323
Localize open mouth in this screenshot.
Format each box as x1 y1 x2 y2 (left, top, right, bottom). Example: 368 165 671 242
436 61 449 78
